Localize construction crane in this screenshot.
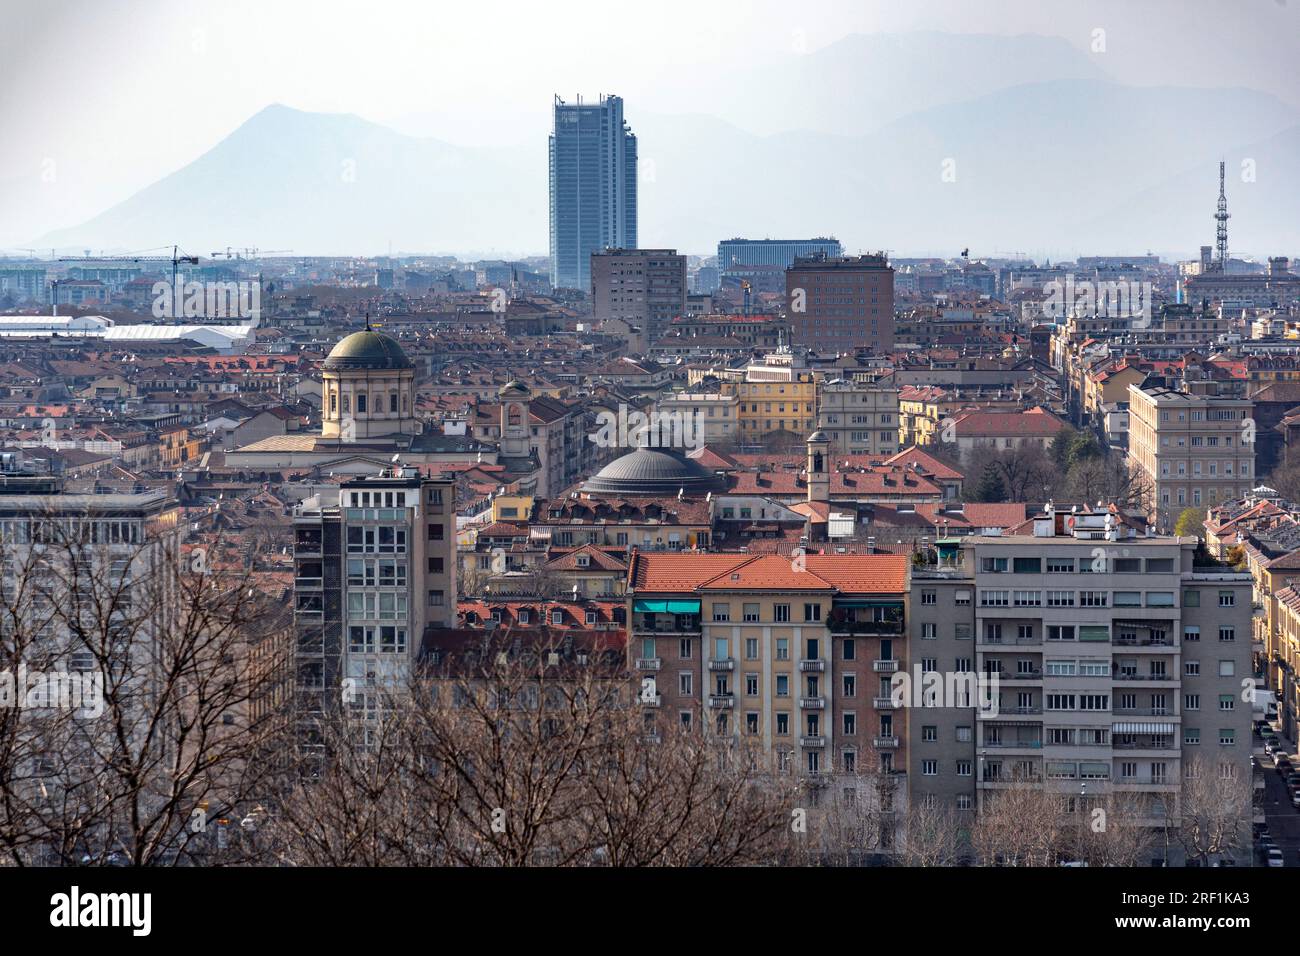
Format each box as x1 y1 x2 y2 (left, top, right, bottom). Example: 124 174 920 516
210 247 293 260
58 245 199 317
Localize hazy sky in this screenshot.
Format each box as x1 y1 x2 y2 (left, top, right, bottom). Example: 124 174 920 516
3 0 1298 249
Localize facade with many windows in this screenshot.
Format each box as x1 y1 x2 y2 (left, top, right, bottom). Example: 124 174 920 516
908 506 1253 863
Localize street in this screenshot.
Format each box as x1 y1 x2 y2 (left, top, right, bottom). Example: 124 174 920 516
1256 724 1300 866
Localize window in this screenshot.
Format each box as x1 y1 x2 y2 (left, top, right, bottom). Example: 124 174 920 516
712 603 730 622
1146 558 1174 573
922 622 937 640
921 590 936 605
804 603 822 622
1147 592 1175 607
1079 625 1109 642
1218 694 1234 711
1079 591 1108 607
1113 558 1141 573
842 639 855 660
776 713 789 735
1183 590 1200 607
1012 557 1041 574
1218 591 1235 607
922 725 937 742
743 602 760 622
1218 627 1235 643
1185 694 1200 710
1185 661 1200 676
1219 729 1235 746
1013 590 1041 607
1185 729 1200 745
1113 591 1141 607
1048 625 1075 642
1046 590 1075 607
980 590 1008 607
776 638 789 661
922 760 938 776
980 557 1008 573
1184 625 1200 642
679 672 692 694
679 638 693 659
774 604 791 623
776 675 789 697
843 674 856 697
1046 558 1074 573
843 713 856 735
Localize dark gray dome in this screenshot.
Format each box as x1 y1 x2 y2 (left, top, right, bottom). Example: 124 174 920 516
322 331 414 371
581 447 728 496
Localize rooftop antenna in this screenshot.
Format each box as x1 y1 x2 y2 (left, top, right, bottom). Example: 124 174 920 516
1215 161 1230 272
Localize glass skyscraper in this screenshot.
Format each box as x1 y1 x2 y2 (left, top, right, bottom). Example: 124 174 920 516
548 94 637 291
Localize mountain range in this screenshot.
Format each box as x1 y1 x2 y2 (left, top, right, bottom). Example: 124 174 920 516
30 32 1300 260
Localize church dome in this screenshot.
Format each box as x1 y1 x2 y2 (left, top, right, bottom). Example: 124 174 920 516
581 447 728 496
322 330 414 371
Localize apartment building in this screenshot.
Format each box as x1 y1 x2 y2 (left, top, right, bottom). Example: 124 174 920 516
590 248 687 341
627 551 910 783
291 467 457 730
816 378 900 455
909 506 1253 863
1127 375 1256 531
722 345 818 447
785 253 895 353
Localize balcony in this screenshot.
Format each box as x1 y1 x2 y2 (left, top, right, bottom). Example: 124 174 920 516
799 696 825 710
980 740 1043 749
708 658 735 672
799 659 826 672
828 618 904 636
1114 673 1173 682
708 694 735 709
294 576 323 590
631 614 701 637
998 670 1044 681
873 735 900 749
873 696 896 709
800 736 826 748
635 658 662 671
640 693 662 708
872 659 899 673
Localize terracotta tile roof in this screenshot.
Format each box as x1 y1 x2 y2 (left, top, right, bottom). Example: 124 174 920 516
802 554 908 593
629 552 751 591
950 407 1065 438
697 554 837 592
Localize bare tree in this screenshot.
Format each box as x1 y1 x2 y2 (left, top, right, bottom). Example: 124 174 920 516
1167 753 1250 866
899 798 964 867
969 774 1065 866
0 514 291 866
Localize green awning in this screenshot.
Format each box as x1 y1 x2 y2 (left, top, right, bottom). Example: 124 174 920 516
833 599 904 608
634 599 700 614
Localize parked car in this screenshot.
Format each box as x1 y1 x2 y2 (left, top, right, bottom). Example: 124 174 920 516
1267 847 1285 867
1276 757 1292 774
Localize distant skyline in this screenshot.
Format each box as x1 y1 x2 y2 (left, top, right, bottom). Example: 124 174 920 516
4 0 1300 258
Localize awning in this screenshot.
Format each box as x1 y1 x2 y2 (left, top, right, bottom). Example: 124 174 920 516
1112 722 1176 734
1113 619 1175 629
633 599 700 614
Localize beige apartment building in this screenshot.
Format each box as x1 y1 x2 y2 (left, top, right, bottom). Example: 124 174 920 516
816 378 900 456
909 506 1253 864
627 552 910 786
1127 376 1256 531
